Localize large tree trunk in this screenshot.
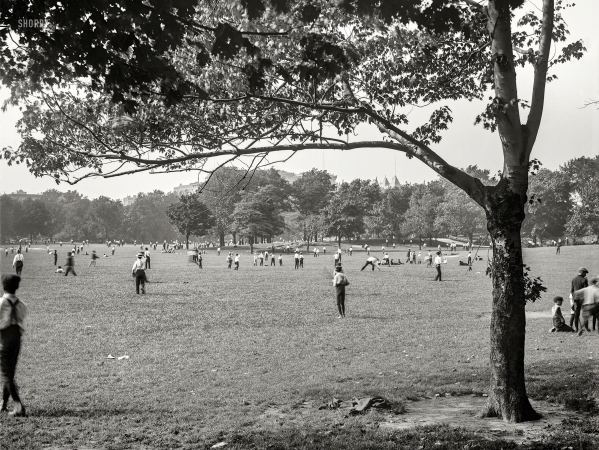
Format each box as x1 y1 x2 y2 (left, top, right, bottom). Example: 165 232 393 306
219 231 225 247
249 236 254 254
185 233 189 249
479 181 540 423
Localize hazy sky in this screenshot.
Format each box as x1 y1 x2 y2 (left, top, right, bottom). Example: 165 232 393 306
1 1 597 200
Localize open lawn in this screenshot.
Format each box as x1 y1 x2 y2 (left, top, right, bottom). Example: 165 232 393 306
1 244 597 449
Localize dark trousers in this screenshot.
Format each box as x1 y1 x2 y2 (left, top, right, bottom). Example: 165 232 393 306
54 256 57 266
435 265 442 281
271 259 275 266
65 265 77 276
14 262 23 276
361 261 375 271
336 287 346 317
570 300 582 330
1 325 23 408
234 261 239 270
198 259 202 268
145 257 151 269
295 259 299 269
299 260 303 268
135 271 146 294
228 260 232 268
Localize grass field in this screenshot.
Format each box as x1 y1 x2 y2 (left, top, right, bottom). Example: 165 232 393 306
0 243 597 449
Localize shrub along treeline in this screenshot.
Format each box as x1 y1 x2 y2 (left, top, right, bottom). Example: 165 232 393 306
1 156 597 246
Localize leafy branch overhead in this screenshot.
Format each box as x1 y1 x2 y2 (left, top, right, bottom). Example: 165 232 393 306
1 0 584 207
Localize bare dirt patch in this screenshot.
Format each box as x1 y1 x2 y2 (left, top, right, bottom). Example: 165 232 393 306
379 396 574 444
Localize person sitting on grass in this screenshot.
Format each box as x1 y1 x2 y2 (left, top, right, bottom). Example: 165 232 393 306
0 274 27 417
381 253 390 265
55 266 64 274
549 296 574 332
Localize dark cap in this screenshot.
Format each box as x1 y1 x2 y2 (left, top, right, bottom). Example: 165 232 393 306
578 267 588 274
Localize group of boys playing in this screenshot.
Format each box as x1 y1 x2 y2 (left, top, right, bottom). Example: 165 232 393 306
551 267 599 335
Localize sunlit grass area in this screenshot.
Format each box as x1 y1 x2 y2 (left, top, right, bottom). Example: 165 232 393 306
0 243 597 449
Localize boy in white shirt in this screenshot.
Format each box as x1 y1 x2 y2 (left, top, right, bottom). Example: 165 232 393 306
434 251 442 281
234 254 240 270
549 296 574 332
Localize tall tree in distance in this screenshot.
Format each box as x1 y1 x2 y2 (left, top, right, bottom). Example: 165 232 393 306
522 168 571 244
165 193 215 249
436 166 493 247
0 195 22 241
232 186 287 253
292 169 335 250
87 196 124 242
562 156 599 238
18 198 51 241
402 183 444 249
123 191 180 242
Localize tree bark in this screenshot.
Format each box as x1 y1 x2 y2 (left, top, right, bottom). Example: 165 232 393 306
185 233 189 249
249 235 254 254
219 231 225 247
478 181 540 422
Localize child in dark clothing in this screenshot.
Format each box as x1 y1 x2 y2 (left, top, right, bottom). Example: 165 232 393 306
550 296 574 332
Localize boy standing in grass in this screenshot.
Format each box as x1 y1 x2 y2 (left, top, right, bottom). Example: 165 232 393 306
550 296 574 332
234 254 240 270
132 253 147 294
0 274 27 417
333 265 349 318
569 268 588 331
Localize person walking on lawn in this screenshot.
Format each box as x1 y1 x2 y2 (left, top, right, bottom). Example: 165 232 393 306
361 256 380 271
64 252 77 276
53 250 58 266
0 274 27 417
434 251 443 281
569 268 588 332
132 253 147 294
12 250 23 277
333 265 349 318
144 247 151 269
88 250 99 267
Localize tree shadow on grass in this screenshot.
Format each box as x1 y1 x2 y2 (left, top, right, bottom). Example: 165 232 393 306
215 423 597 450
526 358 598 416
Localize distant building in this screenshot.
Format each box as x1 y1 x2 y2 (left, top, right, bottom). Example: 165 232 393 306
122 195 138 206
173 182 200 195
373 176 400 190
5 190 42 201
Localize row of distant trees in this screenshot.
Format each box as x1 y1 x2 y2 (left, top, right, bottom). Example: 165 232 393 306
1 156 597 247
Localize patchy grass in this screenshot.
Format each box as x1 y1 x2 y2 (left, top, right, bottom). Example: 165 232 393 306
0 243 597 449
